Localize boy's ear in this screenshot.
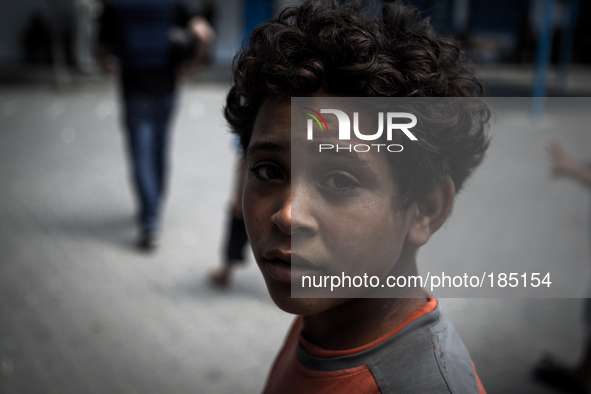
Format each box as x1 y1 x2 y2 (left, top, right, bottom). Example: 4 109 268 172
406 177 455 247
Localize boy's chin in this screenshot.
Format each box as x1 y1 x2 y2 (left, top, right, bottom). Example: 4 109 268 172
265 281 346 316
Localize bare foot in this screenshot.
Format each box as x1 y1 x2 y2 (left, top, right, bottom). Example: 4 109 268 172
208 266 231 288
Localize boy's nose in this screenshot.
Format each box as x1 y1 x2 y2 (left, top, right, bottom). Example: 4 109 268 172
270 187 291 235
271 184 318 236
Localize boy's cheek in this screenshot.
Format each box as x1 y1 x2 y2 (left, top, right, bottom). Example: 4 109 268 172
242 186 279 262
320 214 406 272
242 189 263 247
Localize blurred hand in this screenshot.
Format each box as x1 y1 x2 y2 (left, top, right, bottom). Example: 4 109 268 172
545 139 575 178
102 56 120 74
179 16 216 76
189 16 216 45
96 43 119 74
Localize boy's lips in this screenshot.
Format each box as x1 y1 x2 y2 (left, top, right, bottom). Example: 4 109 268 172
264 250 292 265
263 250 322 283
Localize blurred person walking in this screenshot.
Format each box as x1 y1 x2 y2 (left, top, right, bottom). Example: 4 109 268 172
97 0 214 250
209 153 249 288
534 140 591 393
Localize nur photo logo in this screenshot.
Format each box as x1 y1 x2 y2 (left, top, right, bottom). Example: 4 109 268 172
303 107 418 153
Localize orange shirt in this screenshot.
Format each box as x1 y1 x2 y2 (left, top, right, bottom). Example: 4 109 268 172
264 298 486 394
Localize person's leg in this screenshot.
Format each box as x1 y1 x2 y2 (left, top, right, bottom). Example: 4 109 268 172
534 298 591 393
226 214 249 262
209 209 249 288
573 298 591 387
574 343 591 388
153 94 175 199
123 95 161 244
210 157 249 288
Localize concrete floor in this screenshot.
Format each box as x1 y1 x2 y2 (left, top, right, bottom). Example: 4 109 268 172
0 74 590 393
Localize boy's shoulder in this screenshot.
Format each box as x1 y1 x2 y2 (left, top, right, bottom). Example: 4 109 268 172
264 299 486 394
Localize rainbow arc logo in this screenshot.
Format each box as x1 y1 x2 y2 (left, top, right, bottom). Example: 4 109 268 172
302 107 329 131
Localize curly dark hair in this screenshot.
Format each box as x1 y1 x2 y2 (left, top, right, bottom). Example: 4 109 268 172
225 0 490 205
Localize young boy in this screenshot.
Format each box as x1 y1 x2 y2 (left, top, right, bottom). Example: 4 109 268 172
224 1 489 392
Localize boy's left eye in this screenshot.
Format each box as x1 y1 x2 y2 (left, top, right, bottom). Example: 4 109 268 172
322 173 358 190
252 164 284 181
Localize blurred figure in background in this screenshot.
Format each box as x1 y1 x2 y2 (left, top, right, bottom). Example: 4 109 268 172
73 0 102 73
534 140 591 393
21 11 51 65
97 0 214 250
209 152 249 288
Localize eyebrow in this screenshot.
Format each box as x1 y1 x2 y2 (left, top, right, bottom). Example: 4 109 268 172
310 145 372 167
246 141 287 156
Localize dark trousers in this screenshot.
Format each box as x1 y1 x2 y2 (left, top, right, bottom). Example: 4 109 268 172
224 213 249 262
123 94 175 232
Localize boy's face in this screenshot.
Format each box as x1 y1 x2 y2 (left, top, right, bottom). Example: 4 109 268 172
243 96 416 315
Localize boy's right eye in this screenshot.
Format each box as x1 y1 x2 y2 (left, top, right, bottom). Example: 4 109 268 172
251 164 284 181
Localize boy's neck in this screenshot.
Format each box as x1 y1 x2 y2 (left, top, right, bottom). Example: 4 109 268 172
301 292 427 351
301 258 428 351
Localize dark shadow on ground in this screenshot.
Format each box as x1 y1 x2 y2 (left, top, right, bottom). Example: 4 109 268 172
41 212 140 251
151 273 273 304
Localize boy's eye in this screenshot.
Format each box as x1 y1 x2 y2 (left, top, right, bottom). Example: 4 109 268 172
252 164 284 181
322 173 358 190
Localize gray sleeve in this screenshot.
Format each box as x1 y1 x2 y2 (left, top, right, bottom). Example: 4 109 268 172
367 313 480 394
